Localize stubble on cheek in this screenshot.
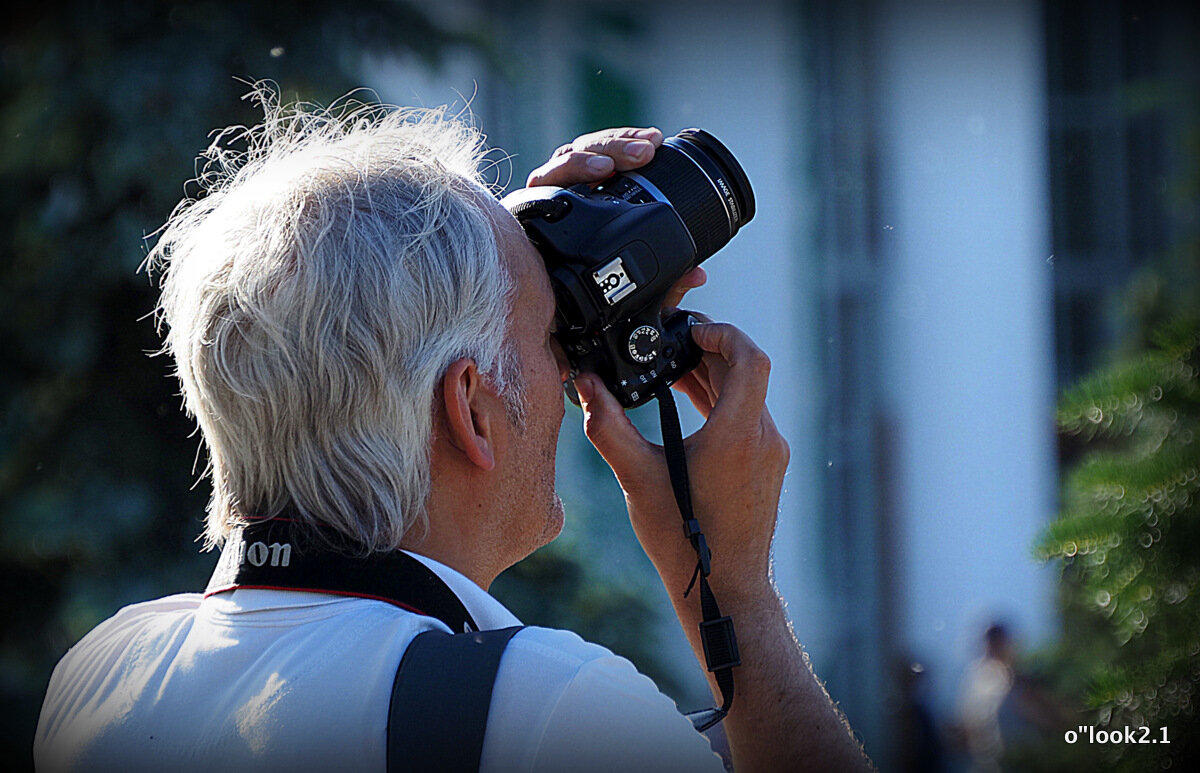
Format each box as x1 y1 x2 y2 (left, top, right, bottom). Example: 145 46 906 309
539 494 566 546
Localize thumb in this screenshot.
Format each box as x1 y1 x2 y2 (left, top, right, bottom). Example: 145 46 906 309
575 373 658 482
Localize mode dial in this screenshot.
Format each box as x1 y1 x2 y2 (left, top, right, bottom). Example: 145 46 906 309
626 325 660 364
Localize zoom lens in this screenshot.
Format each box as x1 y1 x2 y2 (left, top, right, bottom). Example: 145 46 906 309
621 129 755 263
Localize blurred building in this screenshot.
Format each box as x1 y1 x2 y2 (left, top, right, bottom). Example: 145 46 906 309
369 0 1194 767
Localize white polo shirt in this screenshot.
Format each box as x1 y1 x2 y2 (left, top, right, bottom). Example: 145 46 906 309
34 552 725 772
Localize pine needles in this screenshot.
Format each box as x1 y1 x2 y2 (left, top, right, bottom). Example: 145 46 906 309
1037 316 1200 771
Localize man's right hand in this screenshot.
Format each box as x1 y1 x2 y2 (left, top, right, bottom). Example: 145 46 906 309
575 324 873 773
573 322 787 600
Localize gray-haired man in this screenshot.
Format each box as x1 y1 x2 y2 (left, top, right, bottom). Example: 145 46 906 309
35 91 872 772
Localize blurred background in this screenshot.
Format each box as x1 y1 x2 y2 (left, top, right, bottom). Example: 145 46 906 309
3 0 1197 770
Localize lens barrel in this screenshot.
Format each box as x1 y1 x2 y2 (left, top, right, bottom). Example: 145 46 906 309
630 129 755 263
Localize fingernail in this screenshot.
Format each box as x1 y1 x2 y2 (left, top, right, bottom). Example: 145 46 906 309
625 140 653 161
586 155 614 172
633 128 659 140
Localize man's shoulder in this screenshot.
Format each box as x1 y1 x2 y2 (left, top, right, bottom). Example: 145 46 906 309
498 625 678 713
502 625 672 697
110 592 205 620
44 593 203 697
485 627 725 772
506 625 623 669
495 625 663 710
64 593 204 654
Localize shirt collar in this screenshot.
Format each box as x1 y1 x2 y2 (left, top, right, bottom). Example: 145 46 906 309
403 551 523 632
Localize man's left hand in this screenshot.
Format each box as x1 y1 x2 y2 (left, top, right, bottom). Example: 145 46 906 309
526 127 663 187
524 126 704 306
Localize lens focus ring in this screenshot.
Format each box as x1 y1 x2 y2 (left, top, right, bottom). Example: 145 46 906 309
635 144 733 262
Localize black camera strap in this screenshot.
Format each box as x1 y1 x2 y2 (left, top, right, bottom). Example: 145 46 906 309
205 516 479 633
655 383 740 732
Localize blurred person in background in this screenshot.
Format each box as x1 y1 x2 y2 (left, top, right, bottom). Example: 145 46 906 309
954 622 1068 772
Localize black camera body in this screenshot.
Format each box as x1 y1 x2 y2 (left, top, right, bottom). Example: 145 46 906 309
503 129 754 409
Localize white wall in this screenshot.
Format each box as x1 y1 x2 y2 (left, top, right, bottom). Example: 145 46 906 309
872 0 1058 716
637 0 828 660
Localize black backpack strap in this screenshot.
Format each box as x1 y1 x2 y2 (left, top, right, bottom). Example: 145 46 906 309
387 626 525 772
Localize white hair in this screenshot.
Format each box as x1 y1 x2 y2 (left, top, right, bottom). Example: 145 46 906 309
147 85 522 554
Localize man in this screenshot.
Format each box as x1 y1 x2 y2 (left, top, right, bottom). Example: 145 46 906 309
34 90 873 772
955 623 1067 772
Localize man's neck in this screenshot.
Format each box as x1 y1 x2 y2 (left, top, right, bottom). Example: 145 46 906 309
407 495 516 591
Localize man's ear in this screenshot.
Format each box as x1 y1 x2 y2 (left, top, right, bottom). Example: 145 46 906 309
440 357 498 472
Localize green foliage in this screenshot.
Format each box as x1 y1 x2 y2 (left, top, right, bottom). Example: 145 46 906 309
1036 316 1200 771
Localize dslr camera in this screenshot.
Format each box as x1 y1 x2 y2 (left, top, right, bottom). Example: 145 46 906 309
502 129 754 408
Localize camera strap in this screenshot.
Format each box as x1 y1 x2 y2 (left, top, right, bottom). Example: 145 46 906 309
205 516 479 633
655 383 740 732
